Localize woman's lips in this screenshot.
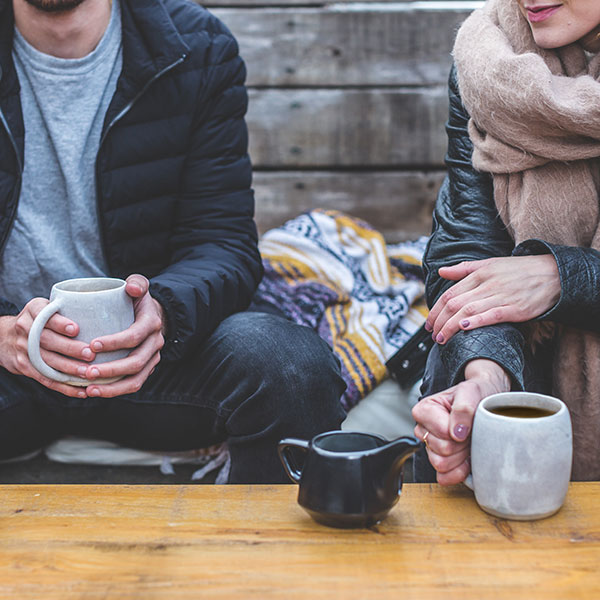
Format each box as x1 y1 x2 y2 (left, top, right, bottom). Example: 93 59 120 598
526 5 562 23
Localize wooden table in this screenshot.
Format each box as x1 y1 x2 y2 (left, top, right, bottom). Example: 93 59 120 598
0 483 598 599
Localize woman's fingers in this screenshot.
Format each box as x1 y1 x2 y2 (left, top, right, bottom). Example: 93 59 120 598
430 292 494 342
427 255 561 344
414 423 466 456
436 459 471 486
428 446 470 475
425 273 480 333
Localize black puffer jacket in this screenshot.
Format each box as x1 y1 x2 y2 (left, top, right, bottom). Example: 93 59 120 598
0 0 263 361
424 65 600 388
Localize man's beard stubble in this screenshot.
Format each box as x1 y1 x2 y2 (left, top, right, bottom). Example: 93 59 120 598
22 0 86 13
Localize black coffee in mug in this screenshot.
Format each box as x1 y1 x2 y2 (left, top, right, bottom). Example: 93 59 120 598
488 406 557 419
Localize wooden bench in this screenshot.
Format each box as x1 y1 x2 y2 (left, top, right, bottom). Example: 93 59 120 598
2 1 483 483
204 0 482 242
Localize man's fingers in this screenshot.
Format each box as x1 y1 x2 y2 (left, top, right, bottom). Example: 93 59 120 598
86 351 160 398
90 311 163 354
126 274 149 298
82 336 159 380
45 313 79 337
23 362 88 398
40 329 94 360
39 347 95 379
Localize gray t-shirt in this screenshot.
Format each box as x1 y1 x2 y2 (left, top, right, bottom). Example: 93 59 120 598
0 0 122 308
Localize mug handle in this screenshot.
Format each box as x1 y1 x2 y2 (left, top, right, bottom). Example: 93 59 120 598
27 299 87 385
277 438 309 483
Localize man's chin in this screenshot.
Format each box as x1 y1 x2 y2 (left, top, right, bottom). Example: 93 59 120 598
22 0 87 13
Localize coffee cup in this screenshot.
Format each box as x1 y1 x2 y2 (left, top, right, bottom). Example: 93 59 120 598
27 277 135 386
465 391 572 521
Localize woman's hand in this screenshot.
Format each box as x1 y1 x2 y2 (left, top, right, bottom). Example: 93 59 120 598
79 274 166 398
425 255 560 344
412 359 510 485
0 299 96 398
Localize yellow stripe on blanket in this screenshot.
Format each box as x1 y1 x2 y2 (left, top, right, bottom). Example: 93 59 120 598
255 209 429 409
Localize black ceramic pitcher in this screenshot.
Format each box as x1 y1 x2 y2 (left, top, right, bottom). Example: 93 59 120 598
278 430 421 528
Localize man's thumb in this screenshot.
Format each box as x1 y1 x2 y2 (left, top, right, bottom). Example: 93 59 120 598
125 274 149 298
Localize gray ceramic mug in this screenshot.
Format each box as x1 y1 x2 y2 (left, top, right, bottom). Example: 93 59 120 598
28 277 135 386
465 391 572 521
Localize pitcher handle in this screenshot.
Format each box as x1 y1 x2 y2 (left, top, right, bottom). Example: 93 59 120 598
277 438 309 483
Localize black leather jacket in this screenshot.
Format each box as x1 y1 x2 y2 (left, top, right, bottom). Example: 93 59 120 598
424 66 600 389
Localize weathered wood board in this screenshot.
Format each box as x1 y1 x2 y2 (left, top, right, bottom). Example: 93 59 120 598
0 484 598 599
211 6 472 86
253 170 442 240
247 87 448 168
197 1 475 239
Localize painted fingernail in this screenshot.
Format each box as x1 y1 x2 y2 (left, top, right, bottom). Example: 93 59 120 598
425 322 432 332
65 325 75 335
454 424 469 440
82 348 93 360
77 367 87 378
89 388 100 397
92 342 103 352
436 333 445 344
460 319 470 328
90 368 100 378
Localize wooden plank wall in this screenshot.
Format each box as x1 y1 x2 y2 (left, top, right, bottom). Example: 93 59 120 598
202 0 482 241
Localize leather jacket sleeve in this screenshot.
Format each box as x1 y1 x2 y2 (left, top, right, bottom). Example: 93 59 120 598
424 66 526 388
425 65 600 387
514 239 600 333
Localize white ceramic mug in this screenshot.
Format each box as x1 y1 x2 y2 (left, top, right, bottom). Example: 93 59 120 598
464 391 572 521
28 277 135 386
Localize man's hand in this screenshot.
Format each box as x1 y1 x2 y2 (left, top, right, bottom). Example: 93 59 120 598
425 255 560 344
80 274 165 398
412 359 510 485
0 299 96 398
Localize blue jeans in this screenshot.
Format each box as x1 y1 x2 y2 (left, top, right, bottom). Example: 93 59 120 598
0 312 347 483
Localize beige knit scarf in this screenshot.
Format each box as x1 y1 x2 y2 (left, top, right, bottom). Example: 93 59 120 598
453 0 600 480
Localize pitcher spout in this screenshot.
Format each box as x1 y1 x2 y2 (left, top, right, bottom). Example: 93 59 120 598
375 436 422 495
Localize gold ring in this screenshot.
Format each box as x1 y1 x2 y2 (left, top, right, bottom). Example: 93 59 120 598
423 430 430 450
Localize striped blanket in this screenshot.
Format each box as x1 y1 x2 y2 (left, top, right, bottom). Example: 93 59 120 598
254 209 429 410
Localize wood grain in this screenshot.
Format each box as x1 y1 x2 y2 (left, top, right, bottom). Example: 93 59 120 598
0 483 598 599
247 88 448 167
212 6 472 86
253 170 443 241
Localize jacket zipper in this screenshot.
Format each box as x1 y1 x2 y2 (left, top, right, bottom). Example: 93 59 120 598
95 53 188 270
0 104 23 257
